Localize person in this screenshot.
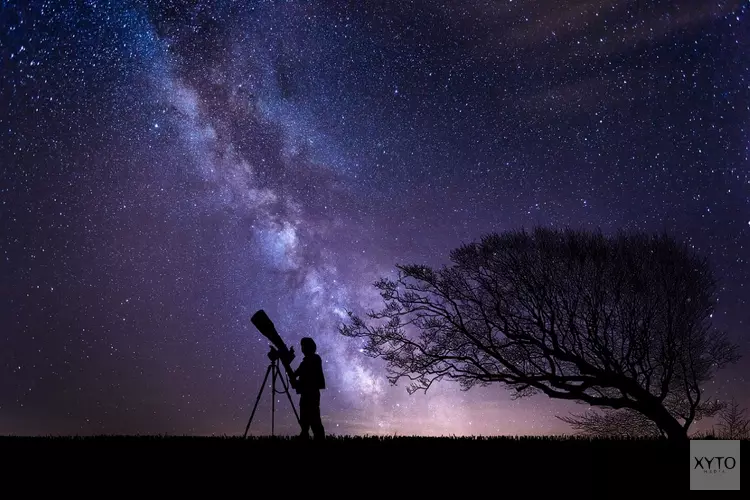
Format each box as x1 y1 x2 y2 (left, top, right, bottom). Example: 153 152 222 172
292 337 326 440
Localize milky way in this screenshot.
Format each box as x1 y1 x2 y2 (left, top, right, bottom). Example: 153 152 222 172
2 1 749 436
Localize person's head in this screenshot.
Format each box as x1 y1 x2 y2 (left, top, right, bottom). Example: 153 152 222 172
300 337 317 356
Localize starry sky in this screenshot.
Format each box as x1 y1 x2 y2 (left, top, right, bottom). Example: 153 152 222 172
1 0 749 437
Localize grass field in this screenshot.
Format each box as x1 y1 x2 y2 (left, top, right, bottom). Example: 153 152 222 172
4 434 733 494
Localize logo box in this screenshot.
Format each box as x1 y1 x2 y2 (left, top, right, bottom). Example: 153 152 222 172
689 440 740 490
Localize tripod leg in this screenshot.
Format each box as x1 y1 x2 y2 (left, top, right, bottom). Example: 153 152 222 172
243 364 273 438
277 369 301 429
271 363 277 437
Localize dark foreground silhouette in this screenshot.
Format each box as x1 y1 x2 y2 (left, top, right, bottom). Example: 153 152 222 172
248 311 327 439
1 434 721 495
292 337 326 440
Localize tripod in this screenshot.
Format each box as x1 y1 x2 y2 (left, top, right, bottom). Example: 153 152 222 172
243 349 300 437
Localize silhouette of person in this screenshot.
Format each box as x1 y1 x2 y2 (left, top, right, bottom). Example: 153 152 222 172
293 337 326 440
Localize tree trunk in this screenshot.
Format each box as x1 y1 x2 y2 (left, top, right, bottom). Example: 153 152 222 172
621 379 690 443
643 404 688 443
658 416 688 442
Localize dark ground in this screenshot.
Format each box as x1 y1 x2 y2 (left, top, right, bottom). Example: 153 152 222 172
1 435 744 495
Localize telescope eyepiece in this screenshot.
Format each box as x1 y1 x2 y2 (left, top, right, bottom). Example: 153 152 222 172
267 346 279 361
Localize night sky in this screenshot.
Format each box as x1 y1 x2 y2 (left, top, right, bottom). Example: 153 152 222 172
2 0 749 437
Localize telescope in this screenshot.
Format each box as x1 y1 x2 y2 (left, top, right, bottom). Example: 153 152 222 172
250 309 297 388
243 309 302 437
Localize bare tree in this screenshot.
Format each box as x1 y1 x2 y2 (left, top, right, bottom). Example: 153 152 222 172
340 227 740 442
716 398 750 439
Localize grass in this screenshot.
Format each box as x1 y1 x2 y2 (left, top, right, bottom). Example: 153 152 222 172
2 434 744 493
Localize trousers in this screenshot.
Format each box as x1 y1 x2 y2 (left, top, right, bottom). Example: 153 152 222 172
299 390 325 440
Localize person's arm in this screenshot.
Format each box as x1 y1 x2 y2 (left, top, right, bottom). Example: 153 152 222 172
293 358 306 379
289 360 304 390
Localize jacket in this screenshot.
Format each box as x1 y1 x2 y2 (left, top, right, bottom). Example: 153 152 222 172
294 354 326 393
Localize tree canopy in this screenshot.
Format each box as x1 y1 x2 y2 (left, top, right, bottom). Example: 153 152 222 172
340 227 740 441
